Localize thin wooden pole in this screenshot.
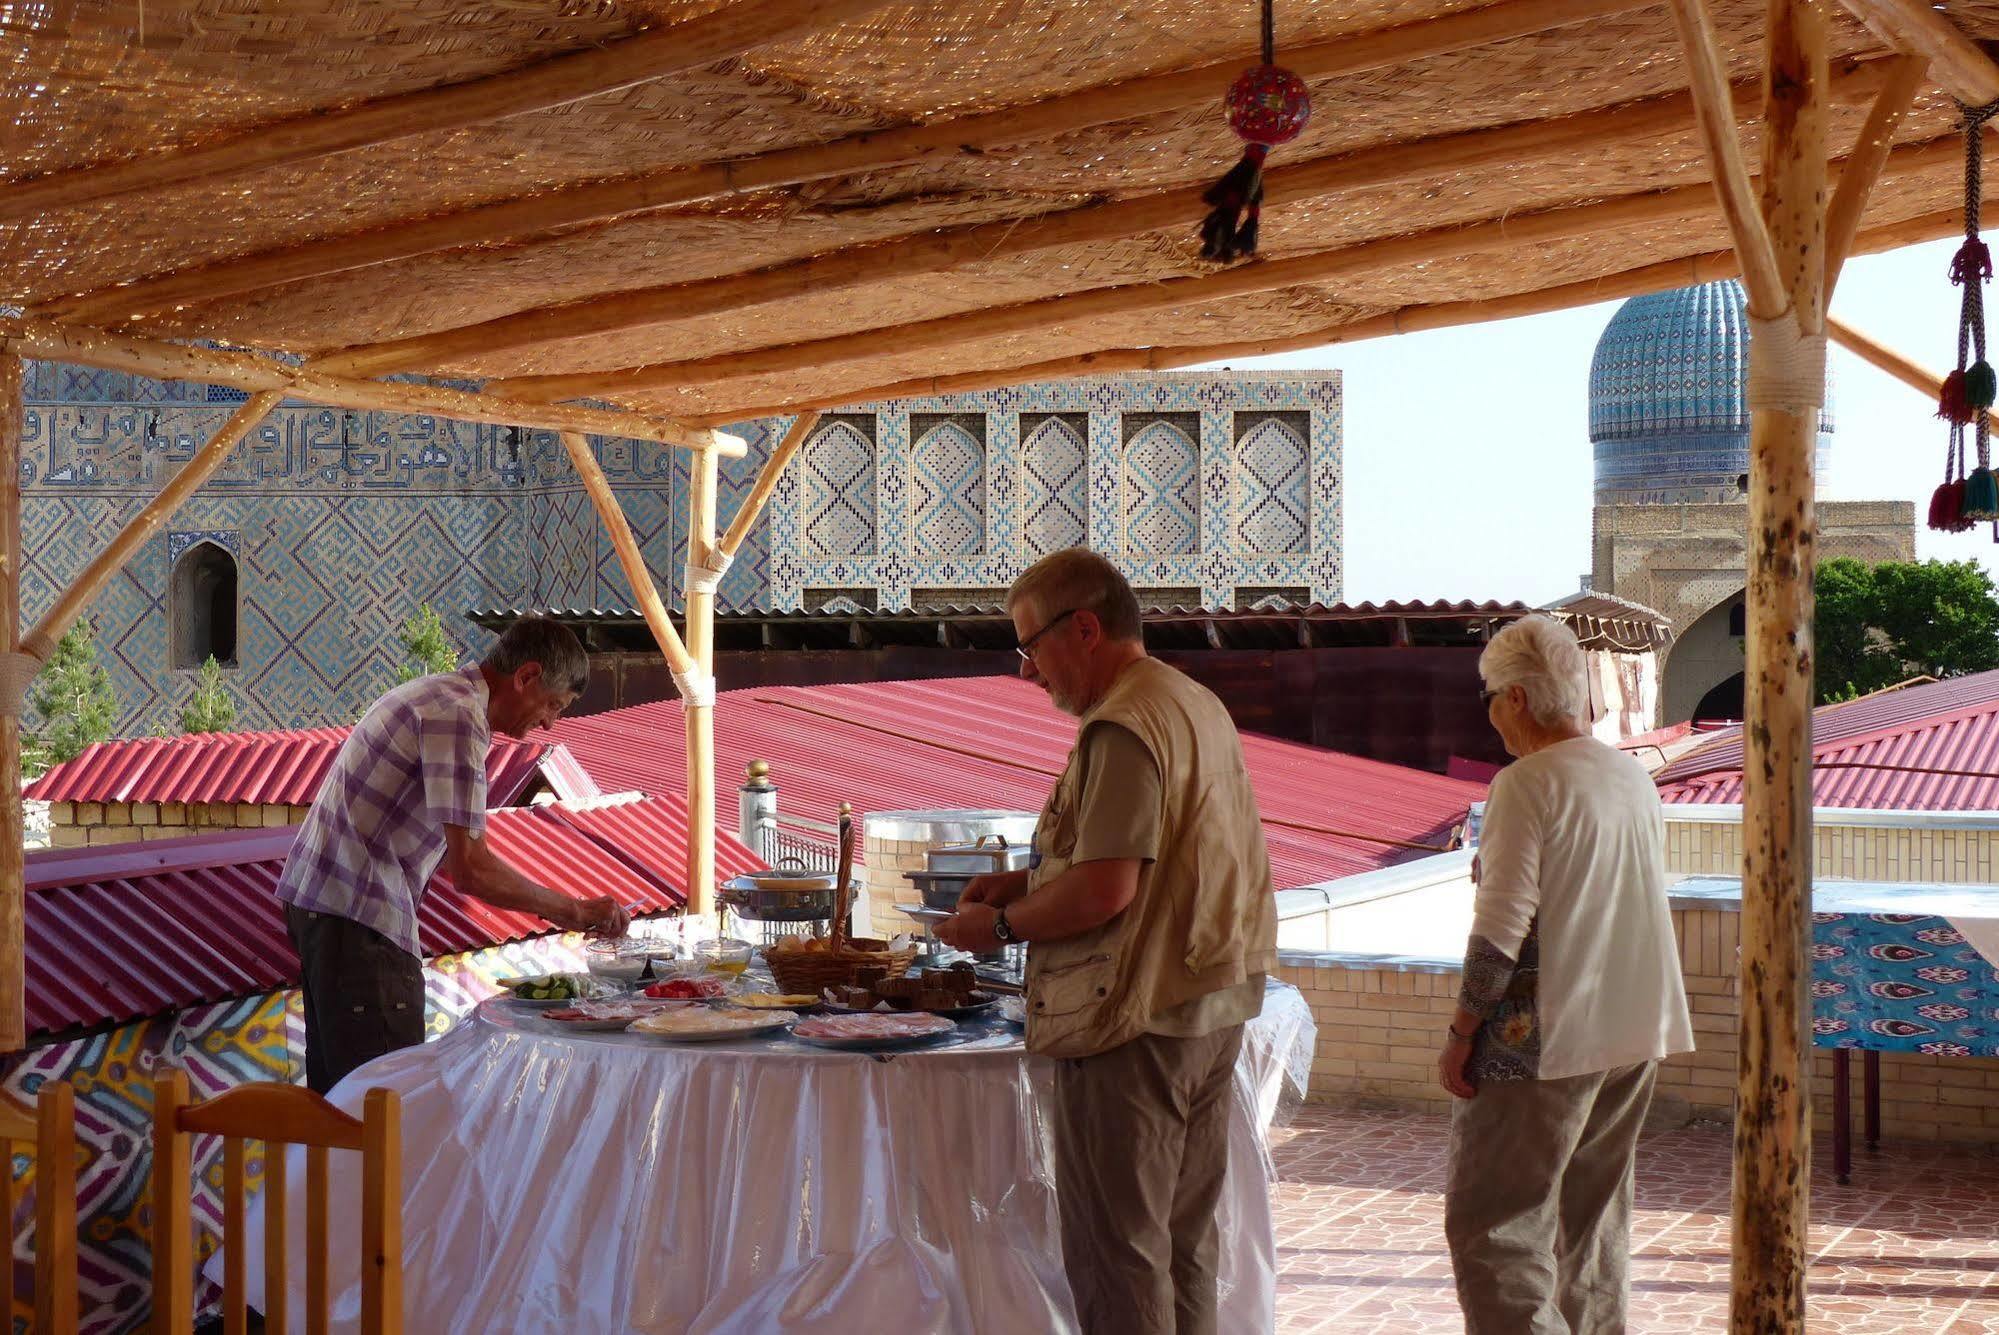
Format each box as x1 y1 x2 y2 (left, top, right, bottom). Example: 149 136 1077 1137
20 391 279 662
1826 317 1999 431
1824 55 1927 291
0 0 896 225
0 316 738 455
685 450 720 920
716 412 820 560
47 0 1649 325
0 347 21 1055
1836 0 1999 104
1734 0 1828 1327
555 432 698 679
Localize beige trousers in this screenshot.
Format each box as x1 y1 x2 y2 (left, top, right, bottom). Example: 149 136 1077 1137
1445 1060 1657 1335
1051 1024 1245 1335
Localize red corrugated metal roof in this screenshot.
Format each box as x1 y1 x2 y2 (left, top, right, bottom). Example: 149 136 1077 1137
1656 669 1999 808
551 675 1487 887
25 731 600 807
21 797 754 1039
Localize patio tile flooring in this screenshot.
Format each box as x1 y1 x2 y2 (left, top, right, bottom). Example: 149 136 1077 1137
1269 1104 1999 1332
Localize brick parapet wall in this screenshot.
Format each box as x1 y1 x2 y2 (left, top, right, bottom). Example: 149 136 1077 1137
45 799 312 846
1664 813 1999 883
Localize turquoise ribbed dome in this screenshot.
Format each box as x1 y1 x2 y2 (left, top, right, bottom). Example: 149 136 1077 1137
1588 279 1833 504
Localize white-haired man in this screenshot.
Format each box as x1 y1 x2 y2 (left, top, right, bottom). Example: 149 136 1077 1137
1439 614 1693 1333
938 547 1276 1335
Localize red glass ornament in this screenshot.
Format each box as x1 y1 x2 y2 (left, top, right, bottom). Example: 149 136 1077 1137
1224 64 1311 148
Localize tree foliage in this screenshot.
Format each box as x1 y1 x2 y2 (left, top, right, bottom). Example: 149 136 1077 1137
25 620 119 773
1814 557 1999 703
393 603 459 684
179 656 238 733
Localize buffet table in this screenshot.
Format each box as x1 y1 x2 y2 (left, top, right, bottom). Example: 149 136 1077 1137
233 981 1314 1333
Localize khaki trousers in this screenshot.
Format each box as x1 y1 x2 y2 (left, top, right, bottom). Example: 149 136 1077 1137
1051 1025 1245 1335
1445 1060 1657 1335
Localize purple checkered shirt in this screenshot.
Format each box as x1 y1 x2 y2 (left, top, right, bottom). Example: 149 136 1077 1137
276 666 490 955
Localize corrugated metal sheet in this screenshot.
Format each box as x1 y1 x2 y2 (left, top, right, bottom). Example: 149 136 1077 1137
21 796 734 1039
1656 669 1999 808
551 676 1488 888
26 731 599 807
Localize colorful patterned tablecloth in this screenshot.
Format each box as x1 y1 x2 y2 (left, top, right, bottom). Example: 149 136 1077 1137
1812 912 1999 1057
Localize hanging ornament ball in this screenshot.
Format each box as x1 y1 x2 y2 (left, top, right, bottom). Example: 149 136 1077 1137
1225 64 1312 148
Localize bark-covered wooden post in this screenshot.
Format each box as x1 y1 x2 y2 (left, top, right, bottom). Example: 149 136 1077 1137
1735 0 1828 1326
684 447 721 919
0 347 23 1053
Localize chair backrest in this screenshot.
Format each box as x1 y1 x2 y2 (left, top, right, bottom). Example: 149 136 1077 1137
0 1080 78 1334
151 1073 401 1335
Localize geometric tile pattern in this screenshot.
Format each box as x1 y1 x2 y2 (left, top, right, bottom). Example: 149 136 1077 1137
910 416 985 556
800 417 877 557
1122 417 1200 556
1020 413 1088 557
1235 413 1310 553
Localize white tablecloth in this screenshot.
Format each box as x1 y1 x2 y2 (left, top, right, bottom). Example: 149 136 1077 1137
226 983 1314 1334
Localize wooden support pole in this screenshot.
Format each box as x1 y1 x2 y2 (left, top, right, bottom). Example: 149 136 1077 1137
1837 0 1999 105
47 0 1649 325
502 132 1965 404
689 196 1989 426
0 348 20 1054
554 432 697 678
314 59 1898 379
685 449 720 920
20 392 281 663
0 316 738 455
1826 317 1999 431
1733 0 1828 1327
716 412 821 560
1824 55 1926 291
0 0 896 225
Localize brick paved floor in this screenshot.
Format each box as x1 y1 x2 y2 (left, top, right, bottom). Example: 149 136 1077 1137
1269 1104 1999 1333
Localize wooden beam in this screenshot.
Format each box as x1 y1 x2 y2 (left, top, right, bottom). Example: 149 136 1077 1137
717 412 820 558
1826 316 1999 431
0 316 740 455
1837 0 1999 104
0 0 895 226
1733 0 1827 1326
47 0 1650 325
1824 55 1926 292
314 59 1896 380
1665 0 1786 314
0 348 20 1054
685 449 720 920
20 393 282 663
554 432 696 679
688 195 1985 425
495 132 1966 403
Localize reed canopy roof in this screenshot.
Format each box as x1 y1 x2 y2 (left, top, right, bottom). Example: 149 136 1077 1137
4 0 1994 427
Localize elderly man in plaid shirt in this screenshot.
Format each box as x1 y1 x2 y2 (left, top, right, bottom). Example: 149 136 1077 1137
278 615 628 1091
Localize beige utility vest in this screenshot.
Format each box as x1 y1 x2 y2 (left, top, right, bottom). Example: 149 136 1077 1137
1024 657 1277 1058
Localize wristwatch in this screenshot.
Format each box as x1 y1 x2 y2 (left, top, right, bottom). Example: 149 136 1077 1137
993 906 1018 944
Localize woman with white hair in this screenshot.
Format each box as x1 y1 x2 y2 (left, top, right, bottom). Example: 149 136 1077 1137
1438 614 1693 1334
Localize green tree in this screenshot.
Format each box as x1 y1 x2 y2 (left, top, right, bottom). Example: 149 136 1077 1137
1814 557 1999 703
393 603 459 684
180 656 237 733
24 620 119 774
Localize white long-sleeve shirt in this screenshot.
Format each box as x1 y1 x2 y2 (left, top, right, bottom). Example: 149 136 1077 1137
1465 736 1694 1081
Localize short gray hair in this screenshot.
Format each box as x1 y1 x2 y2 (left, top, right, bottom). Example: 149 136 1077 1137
1006 547 1143 642
483 615 589 695
1478 615 1586 728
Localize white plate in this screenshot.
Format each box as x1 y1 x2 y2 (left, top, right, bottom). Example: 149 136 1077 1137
629 1010 794 1043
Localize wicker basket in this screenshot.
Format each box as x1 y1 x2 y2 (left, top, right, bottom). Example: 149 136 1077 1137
766 939 918 995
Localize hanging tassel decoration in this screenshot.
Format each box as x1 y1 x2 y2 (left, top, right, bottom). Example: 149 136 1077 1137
1199 0 1311 262
1937 99 1999 528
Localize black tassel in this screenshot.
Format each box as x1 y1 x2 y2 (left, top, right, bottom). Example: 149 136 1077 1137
1199 145 1268 262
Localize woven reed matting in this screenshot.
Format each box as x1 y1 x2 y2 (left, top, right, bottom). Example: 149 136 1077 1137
6 0 1997 407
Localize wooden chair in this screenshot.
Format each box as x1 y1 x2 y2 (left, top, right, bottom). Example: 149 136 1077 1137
151 1073 401 1335
0 1079 77 1334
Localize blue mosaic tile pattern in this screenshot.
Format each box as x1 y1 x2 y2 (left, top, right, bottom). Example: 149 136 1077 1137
1020 414 1088 557
1124 420 1200 557
1589 279 1834 503
1235 415 1309 554
910 420 986 556
800 418 877 557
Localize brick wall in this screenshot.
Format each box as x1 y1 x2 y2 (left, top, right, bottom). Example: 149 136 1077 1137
1278 902 1999 1145
45 799 311 846
1664 811 1999 883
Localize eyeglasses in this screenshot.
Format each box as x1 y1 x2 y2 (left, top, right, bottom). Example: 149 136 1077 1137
1478 688 1500 707
1016 608 1081 662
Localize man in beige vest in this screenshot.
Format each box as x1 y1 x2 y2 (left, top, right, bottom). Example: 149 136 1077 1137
937 547 1277 1335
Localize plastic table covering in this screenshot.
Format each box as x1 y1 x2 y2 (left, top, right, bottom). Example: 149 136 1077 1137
225 982 1315 1334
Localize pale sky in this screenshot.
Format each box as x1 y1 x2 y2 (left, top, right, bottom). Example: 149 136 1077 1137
1199 236 1998 605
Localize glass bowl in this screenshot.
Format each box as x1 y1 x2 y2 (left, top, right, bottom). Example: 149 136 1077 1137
696 938 754 976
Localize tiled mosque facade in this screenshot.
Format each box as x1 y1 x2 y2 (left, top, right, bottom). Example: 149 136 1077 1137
19 365 1339 732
